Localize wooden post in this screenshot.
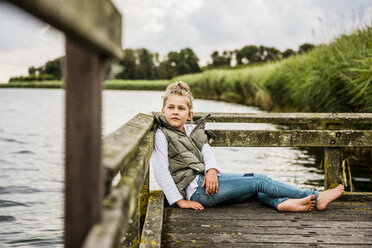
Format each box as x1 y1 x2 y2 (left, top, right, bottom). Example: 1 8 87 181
140 170 150 230
324 123 342 190
65 37 105 248
324 148 342 189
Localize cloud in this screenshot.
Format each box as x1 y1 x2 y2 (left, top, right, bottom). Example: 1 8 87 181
0 0 371 82
113 0 372 65
0 1 64 83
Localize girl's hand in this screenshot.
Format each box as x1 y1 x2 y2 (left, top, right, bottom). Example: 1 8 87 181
202 169 218 196
176 199 204 210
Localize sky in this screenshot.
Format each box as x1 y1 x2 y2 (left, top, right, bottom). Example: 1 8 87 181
0 0 371 83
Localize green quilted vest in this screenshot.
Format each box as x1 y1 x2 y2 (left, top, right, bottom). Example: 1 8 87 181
154 113 211 198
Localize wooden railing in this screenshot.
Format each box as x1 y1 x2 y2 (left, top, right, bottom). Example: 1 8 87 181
82 113 154 247
194 112 372 190
80 112 371 247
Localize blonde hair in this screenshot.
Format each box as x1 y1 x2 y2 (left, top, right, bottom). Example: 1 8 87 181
162 81 194 110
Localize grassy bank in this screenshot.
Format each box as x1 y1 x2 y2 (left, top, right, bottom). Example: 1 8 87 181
0 79 170 91
0 81 62 88
175 26 372 113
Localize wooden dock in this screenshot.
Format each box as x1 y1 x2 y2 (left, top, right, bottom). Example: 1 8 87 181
141 191 372 247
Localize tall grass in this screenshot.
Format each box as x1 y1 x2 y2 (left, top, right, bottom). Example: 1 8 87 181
174 25 372 113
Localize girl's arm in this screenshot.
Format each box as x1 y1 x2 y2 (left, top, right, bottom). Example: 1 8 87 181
202 143 221 174
151 129 183 206
201 143 221 195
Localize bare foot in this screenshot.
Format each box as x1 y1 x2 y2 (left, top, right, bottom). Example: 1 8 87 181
277 195 315 212
316 185 344 211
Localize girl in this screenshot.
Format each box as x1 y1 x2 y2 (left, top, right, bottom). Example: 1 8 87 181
151 81 344 211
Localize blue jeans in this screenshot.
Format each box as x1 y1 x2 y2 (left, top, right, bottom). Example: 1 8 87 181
190 173 319 209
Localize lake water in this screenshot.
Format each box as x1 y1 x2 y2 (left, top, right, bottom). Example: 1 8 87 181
0 88 325 247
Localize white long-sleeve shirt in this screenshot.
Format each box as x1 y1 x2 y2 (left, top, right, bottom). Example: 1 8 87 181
150 123 221 206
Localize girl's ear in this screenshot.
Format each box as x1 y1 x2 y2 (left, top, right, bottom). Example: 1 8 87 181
161 108 165 115
188 110 194 120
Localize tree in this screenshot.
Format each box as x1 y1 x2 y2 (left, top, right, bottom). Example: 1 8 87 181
259 46 281 61
179 48 200 74
298 43 315 54
282 48 296 58
161 48 200 78
44 57 62 79
28 66 37 75
236 45 259 64
211 50 232 67
137 48 156 79
116 48 138 79
26 57 62 79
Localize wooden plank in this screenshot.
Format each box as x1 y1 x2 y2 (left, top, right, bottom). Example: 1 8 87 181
82 131 153 247
165 226 372 235
324 148 342 189
140 191 164 248
163 233 372 245
338 192 372 201
118 131 153 247
165 211 372 220
103 113 154 194
161 242 372 248
193 112 372 124
82 185 130 248
8 0 122 58
64 38 104 248
165 218 372 228
210 130 372 147
140 170 150 231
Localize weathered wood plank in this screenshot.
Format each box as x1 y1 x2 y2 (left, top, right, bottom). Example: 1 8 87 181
140 191 164 248
324 148 342 189
82 131 153 248
8 0 123 58
165 211 372 220
119 132 154 247
103 113 154 194
210 130 372 147
161 242 372 248
64 38 104 248
163 233 372 245
165 226 372 235
338 192 372 201
193 112 372 124
165 218 372 228
82 185 130 248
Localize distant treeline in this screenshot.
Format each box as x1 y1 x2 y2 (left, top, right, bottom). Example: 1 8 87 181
9 57 62 82
8 43 315 82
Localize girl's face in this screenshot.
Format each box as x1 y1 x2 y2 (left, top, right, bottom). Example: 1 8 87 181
162 94 193 132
